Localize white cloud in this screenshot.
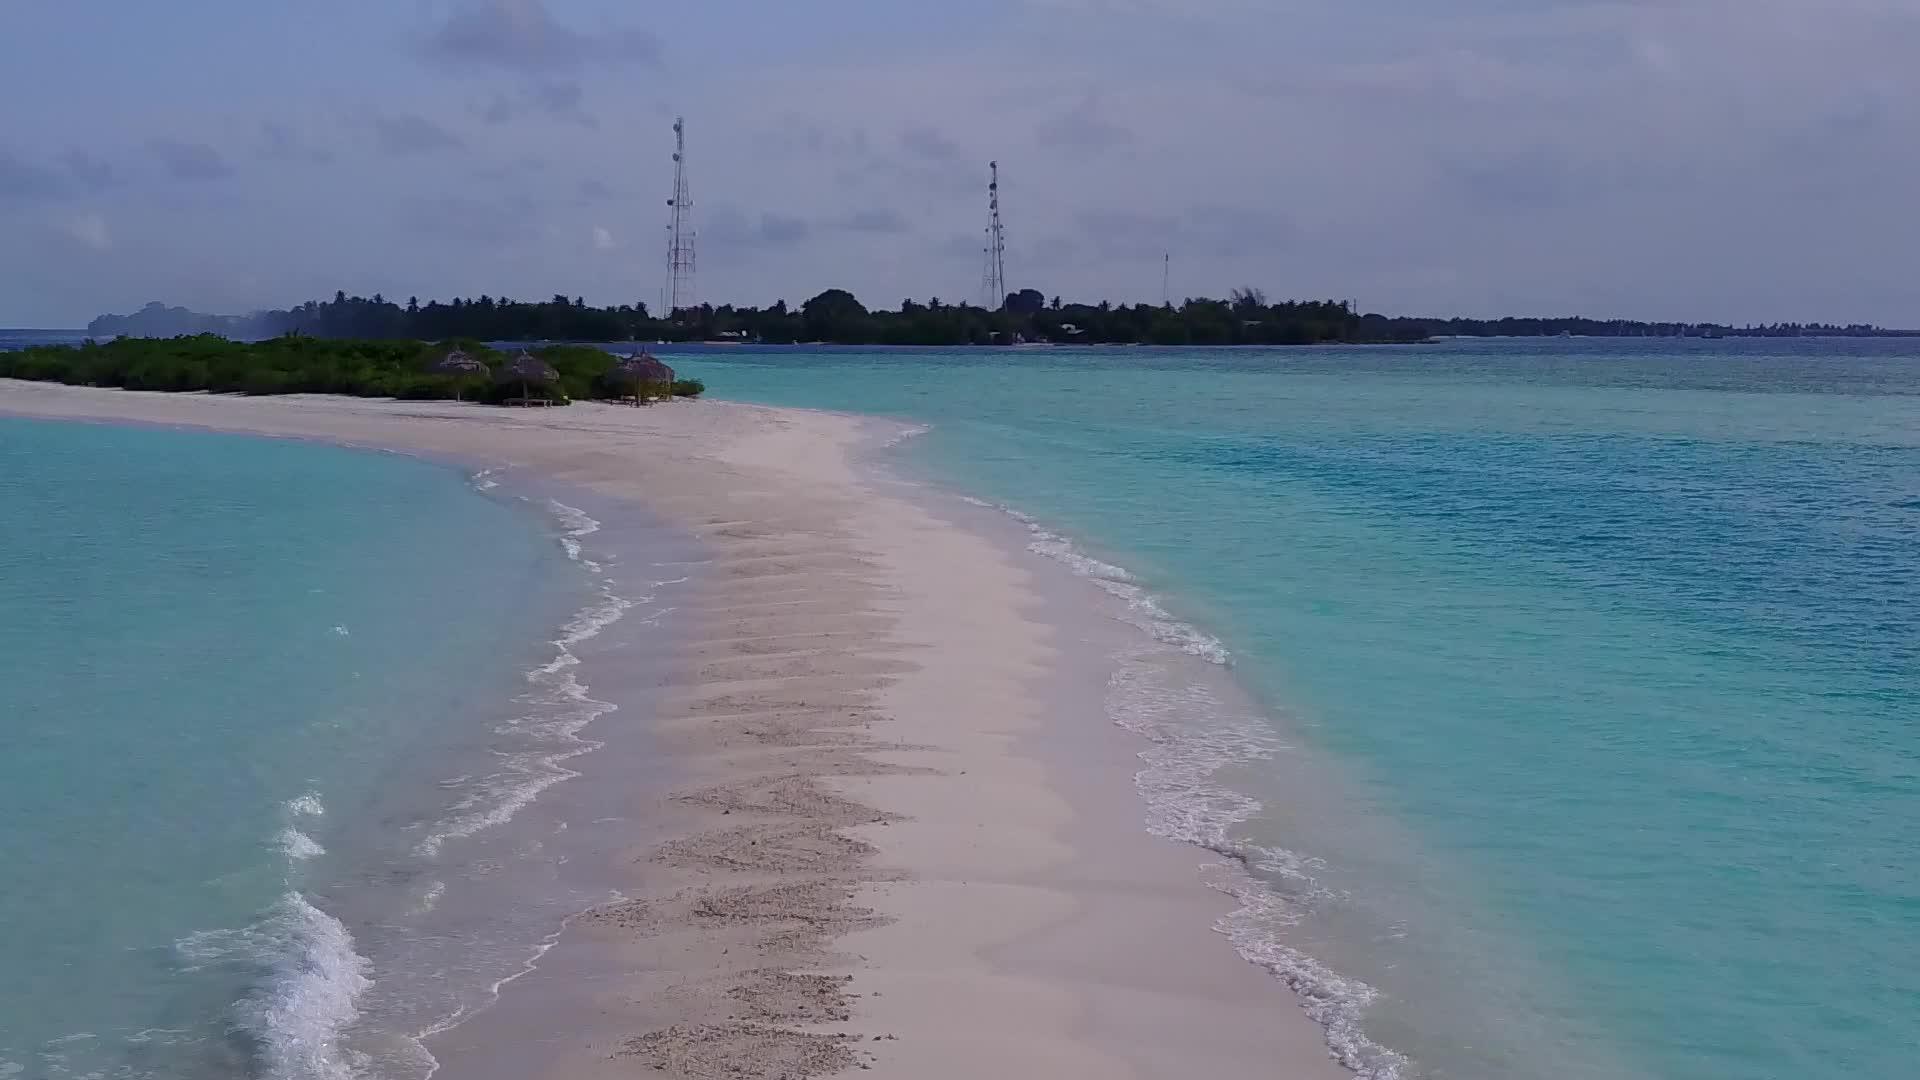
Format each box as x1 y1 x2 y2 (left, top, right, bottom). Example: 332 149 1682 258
422 0 658 72
63 212 110 251
8 0 1920 326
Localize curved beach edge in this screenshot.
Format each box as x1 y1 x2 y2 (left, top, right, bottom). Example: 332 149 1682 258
0 379 1353 1080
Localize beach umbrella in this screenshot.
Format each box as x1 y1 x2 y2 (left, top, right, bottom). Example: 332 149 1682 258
496 350 559 405
425 349 489 401
610 352 675 405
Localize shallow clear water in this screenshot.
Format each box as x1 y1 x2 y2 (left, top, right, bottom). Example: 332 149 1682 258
665 339 1920 1080
0 417 676 1080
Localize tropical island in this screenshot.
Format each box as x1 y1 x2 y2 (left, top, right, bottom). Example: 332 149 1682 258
84 290 1916 347
0 335 700 406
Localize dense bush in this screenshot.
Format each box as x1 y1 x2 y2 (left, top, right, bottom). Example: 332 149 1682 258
0 335 706 406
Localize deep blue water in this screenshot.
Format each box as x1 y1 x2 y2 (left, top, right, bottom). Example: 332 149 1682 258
659 339 1920 1080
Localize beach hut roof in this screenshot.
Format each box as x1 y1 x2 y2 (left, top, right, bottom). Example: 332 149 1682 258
426 348 489 376
613 352 676 383
496 350 558 384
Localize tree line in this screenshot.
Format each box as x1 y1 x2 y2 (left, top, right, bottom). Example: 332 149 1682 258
0 335 703 405
85 291 1913 346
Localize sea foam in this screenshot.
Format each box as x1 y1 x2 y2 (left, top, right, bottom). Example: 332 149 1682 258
954 490 1405 1077
277 828 325 861
547 498 604 571
415 500 635 858
957 495 1232 665
244 895 371 1080
277 794 327 861
1106 654 1405 1078
176 893 371 1080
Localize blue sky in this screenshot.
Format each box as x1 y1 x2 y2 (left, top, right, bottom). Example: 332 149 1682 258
2 0 1917 326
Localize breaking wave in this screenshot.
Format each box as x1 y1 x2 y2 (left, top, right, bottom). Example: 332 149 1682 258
174 893 371 1080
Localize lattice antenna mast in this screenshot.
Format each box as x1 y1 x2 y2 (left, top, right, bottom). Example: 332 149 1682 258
981 161 1006 309
664 117 696 316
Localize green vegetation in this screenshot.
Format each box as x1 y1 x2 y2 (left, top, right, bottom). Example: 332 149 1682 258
0 336 705 405
88 290 1914 347
86 291 1389 345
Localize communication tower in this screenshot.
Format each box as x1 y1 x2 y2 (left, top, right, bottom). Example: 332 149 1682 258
664 117 695 315
981 161 1006 309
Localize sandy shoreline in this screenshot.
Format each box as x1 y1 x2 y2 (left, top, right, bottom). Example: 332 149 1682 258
2 380 1346 1079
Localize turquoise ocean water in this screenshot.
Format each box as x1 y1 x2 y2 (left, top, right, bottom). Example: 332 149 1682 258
4 334 1915 1079
662 339 1920 1080
0 410 678 1080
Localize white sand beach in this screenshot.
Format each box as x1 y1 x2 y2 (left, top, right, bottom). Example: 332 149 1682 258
1 380 1346 1080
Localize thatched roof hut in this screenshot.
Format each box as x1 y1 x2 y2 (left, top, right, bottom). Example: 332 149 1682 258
610 352 676 405
496 350 560 405
427 348 489 377
618 353 675 382
497 350 558 384
425 349 490 400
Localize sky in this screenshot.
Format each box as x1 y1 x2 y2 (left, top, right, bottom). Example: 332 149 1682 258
2 0 1918 327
